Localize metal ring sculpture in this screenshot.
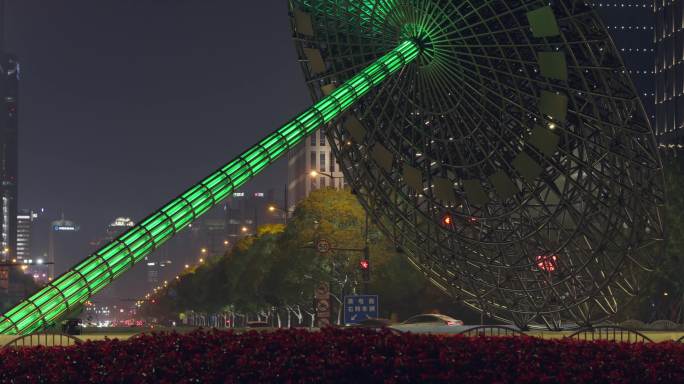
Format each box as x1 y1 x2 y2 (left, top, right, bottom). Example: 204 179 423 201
290 0 665 329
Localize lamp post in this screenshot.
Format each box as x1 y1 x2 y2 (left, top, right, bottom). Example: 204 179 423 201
267 203 292 224
309 170 343 189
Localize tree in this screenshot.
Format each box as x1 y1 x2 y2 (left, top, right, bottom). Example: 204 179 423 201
143 188 474 325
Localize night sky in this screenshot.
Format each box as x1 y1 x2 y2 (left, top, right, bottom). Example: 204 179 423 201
5 1 309 243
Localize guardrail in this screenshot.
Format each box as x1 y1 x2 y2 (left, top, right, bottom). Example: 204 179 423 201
3 332 82 347
456 325 528 337
566 326 653 343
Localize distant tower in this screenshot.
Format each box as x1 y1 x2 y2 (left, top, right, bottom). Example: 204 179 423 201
0 0 19 261
655 0 684 145
48 217 80 279
16 209 36 262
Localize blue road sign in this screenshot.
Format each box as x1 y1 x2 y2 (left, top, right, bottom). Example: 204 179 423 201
344 295 379 324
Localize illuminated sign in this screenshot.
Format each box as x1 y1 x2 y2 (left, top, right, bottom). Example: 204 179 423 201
254 192 264 197
232 192 245 197
53 225 78 232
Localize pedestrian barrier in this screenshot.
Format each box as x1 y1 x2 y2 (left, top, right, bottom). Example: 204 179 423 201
3 332 82 347
566 326 652 343
647 320 680 331
456 325 527 337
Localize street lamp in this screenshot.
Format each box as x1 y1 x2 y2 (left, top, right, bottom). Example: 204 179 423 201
308 170 343 189
267 203 291 224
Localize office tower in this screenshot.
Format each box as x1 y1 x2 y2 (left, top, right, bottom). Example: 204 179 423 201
91 217 138 304
0 0 18 262
287 128 344 211
594 2 656 124
47 217 80 279
655 0 684 144
224 189 279 242
15 209 37 262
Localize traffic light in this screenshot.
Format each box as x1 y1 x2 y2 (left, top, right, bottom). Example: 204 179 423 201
440 213 453 228
360 246 370 282
441 213 452 226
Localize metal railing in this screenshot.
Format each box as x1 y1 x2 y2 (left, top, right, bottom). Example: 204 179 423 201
456 325 528 337
566 326 653 343
4 332 82 347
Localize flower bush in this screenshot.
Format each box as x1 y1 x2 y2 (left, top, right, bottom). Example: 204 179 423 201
0 328 683 383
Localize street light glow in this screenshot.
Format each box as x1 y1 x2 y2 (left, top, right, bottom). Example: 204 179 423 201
309 170 319 178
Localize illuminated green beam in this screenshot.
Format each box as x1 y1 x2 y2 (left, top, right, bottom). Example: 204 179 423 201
0 40 419 334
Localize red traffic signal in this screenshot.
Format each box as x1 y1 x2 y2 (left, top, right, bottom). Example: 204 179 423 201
441 214 453 226
359 259 369 270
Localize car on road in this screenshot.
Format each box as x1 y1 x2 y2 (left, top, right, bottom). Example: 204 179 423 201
401 314 464 326
348 318 396 329
245 321 270 328
390 314 464 333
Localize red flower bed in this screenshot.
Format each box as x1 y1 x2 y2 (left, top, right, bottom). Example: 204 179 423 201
1 328 683 383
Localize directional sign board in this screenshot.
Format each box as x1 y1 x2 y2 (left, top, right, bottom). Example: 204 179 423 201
344 295 379 325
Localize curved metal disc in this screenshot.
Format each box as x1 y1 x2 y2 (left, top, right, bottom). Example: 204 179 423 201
289 0 664 329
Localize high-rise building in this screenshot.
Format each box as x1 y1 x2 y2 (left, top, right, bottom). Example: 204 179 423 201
655 0 684 144
16 209 37 262
48 217 80 279
0 0 18 262
224 190 280 241
287 128 344 211
91 217 139 304
594 2 656 124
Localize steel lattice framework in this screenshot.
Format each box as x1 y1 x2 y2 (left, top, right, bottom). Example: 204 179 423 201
0 0 664 333
290 0 664 329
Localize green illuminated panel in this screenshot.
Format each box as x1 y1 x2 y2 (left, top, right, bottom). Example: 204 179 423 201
0 39 420 334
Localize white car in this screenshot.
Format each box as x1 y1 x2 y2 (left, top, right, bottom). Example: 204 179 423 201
391 314 465 333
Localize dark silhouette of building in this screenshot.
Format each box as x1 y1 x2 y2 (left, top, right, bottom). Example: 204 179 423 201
655 0 684 145
16 209 35 262
595 2 656 125
0 0 18 262
224 189 280 242
48 217 80 280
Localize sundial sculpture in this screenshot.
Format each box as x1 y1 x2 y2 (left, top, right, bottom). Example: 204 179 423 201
0 1 663 333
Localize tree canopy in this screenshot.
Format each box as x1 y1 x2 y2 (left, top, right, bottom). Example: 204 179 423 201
141 188 471 325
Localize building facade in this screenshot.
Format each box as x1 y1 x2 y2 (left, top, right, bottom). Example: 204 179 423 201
655 0 684 144
224 190 279 240
0 52 18 262
48 217 80 279
287 128 345 211
15 208 37 262
594 2 656 124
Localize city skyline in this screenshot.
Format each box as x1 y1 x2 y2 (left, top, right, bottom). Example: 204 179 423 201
3 1 309 244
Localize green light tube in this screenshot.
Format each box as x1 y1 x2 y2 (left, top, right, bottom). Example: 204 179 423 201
0 40 419 334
